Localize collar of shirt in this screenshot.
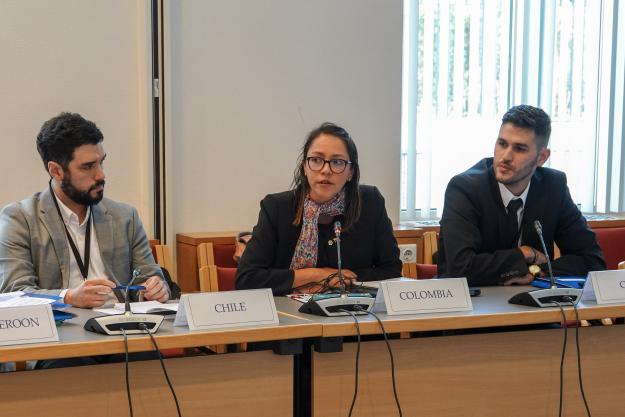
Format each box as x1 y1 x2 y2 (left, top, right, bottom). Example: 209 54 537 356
498 180 531 211
53 192 91 229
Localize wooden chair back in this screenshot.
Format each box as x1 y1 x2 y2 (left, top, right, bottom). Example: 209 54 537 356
422 231 438 264
153 244 177 283
197 242 239 269
197 242 215 270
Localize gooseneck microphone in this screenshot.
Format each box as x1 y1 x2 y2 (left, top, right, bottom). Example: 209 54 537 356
84 268 165 335
534 220 556 289
298 219 375 316
334 220 346 294
508 220 583 307
124 269 141 314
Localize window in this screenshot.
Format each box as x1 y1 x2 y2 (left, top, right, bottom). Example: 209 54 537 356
401 0 625 221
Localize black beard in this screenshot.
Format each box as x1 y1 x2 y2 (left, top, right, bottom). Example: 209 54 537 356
60 175 105 206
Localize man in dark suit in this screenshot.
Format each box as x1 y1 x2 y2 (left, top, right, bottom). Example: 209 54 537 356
437 105 605 286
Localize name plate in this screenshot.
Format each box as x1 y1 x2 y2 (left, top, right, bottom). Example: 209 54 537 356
581 270 625 304
0 305 59 346
374 278 473 315
174 288 279 330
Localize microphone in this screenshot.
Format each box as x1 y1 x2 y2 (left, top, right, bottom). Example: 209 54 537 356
84 268 165 335
299 219 375 316
124 268 141 313
533 220 556 289
333 219 342 237
334 220 346 294
508 220 583 307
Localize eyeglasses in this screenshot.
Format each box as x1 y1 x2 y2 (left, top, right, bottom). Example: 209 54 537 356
305 156 353 174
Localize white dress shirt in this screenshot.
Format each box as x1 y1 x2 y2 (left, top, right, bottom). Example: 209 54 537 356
54 195 110 299
498 181 531 245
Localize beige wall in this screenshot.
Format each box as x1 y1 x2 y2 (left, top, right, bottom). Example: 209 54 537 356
164 0 403 241
0 0 404 244
0 0 154 236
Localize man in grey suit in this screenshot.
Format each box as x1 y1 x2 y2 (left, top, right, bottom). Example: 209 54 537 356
0 112 169 307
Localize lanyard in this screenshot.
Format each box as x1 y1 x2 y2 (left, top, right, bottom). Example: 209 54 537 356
49 181 92 280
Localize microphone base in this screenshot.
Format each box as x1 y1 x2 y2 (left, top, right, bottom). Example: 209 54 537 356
84 313 164 335
508 287 583 308
298 293 375 317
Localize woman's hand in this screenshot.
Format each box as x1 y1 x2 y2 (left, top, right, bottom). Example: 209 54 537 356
292 267 357 292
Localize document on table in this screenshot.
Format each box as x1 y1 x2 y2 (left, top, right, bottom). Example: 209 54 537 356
94 301 179 318
352 277 413 289
286 294 313 304
0 292 57 308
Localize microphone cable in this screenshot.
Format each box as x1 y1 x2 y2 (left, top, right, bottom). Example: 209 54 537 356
340 309 362 417
362 310 403 417
553 300 594 417
291 273 338 294
121 328 134 417
553 302 568 417
568 299 593 417
139 323 183 417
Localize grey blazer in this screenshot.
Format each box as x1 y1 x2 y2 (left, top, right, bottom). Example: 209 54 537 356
0 187 166 300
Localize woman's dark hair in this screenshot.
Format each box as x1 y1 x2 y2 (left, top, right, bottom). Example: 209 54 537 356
291 122 361 230
36 112 103 171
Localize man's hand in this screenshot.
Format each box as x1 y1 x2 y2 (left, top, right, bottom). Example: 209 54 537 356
502 273 534 286
519 246 548 265
64 279 116 308
141 276 169 302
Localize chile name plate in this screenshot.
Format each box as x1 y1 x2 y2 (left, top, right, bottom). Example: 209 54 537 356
174 288 278 330
375 278 473 315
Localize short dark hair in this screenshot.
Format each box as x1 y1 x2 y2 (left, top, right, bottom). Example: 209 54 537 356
501 105 551 148
36 112 103 171
292 122 361 230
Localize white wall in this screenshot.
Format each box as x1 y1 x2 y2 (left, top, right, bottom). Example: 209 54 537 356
165 0 403 240
0 0 154 235
0 0 404 245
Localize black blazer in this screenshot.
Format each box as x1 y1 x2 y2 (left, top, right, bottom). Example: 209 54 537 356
437 158 606 286
235 185 402 295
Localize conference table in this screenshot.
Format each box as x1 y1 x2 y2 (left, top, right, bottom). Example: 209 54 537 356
0 308 319 417
276 287 625 417
1 286 625 417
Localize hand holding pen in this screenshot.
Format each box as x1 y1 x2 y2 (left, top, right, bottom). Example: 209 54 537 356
127 268 169 303
63 279 116 308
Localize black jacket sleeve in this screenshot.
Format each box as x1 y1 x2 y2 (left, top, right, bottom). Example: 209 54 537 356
548 179 606 275
350 187 402 281
235 194 295 295
439 177 528 285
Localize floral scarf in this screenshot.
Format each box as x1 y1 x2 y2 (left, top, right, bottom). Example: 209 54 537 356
290 190 345 270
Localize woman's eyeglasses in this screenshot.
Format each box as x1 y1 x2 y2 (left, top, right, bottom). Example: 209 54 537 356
306 156 352 174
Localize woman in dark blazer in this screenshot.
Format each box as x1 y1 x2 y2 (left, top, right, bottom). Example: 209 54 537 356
235 123 402 295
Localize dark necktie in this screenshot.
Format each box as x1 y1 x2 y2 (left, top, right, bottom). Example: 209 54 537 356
506 198 523 247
